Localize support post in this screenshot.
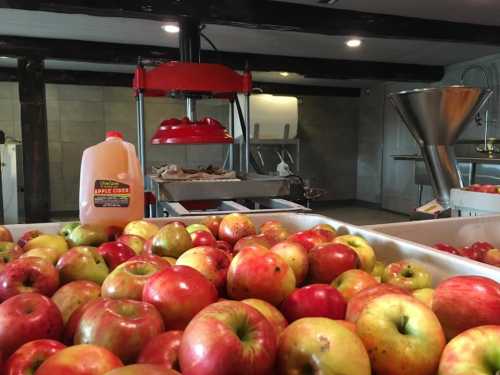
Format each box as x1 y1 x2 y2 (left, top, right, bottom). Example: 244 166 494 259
179 17 200 121
18 57 50 223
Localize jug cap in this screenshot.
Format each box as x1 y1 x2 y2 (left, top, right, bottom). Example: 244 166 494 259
106 130 123 139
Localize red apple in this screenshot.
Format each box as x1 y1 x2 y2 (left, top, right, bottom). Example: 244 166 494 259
484 248 500 266
51 280 101 324
35 344 123 375
117 234 145 255
218 213 256 245
63 298 103 345
129 254 171 269
242 298 288 341
458 245 483 261
270 241 309 285
280 284 346 322
308 243 359 283
143 265 218 330
432 276 500 340
138 331 182 371
176 246 231 291
0 241 23 263
0 257 60 301
201 215 222 237
260 221 289 244
277 317 370 375
332 269 379 301
102 259 168 300
106 226 123 241
287 229 331 252
233 234 273 253
17 230 41 249
190 230 217 247
0 293 63 357
4 339 65 375
106 364 180 375
433 243 460 255
227 245 296 306
334 235 376 272
478 184 497 193
215 240 233 255
179 300 276 375
471 241 494 254
438 325 500 375
150 224 192 258
346 283 409 323
0 225 13 242
75 298 165 363
56 246 109 284
97 241 135 271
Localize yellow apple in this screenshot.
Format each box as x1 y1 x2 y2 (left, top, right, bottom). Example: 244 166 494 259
20 247 61 265
334 235 376 272
123 220 159 240
412 288 435 308
24 234 68 255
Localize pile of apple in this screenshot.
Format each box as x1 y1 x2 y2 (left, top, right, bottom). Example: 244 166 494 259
0 213 498 375
465 184 500 194
435 241 500 267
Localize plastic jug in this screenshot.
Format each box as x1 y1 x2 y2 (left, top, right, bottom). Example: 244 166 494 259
79 131 144 228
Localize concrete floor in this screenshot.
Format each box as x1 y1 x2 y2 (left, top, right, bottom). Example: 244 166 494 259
313 205 409 226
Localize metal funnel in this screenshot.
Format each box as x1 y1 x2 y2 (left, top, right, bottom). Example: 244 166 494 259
389 86 492 208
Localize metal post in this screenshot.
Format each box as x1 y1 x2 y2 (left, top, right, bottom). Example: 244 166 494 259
136 91 146 180
245 94 251 174
179 17 200 122
229 100 235 170
186 98 197 122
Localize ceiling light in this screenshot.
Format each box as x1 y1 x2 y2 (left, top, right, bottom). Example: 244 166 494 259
0 56 9 59
318 0 339 4
280 72 290 77
161 24 180 34
346 38 362 48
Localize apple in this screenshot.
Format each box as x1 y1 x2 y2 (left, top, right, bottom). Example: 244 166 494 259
308 242 358 284
106 364 181 375
106 226 123 241
233 234 274 253
312 223 337 235
227 245 296 306
260 221 289 244
179 300 276 375
138 330 182 370
432 276 500 340
16 230 41 249
4 339 65 375
0 257 60 301
150 223 192 258
242 298 288 341
218 213 256 245
412 288 435 308
371 260 385 279
277 317 371 375
35 344 123 375
334 235 376 272
185 224 211 235
190 230 217 247
335 320 357 333
357 294 445 375
143 265 218 330
346 283 409 323
434 243 460 255
97 241 135 271
0 225 13 242
484 248 500 266
117 234 145 255
478 184 497 193
280 284 346 322
163 257 176 265
63 298 103 345
201 215 222 237
0 293 64 357
176 246 231 291
215 240 233 254
382 260 432 291
458 245 483 261
24 234 68 255
130 254 171 268
59 222 79 239
438 325 500 375
471 241 494 253
51 280 101 324
56 246 109 285
102 259 168 300
287 229 331 252
123 220 159 240
20 247 61 265
68 225 108 247
332 269 379 301
75 298 165 363
0 241 23 262
270 241 309 285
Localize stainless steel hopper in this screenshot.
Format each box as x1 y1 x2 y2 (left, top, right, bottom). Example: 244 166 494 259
389 86 492 208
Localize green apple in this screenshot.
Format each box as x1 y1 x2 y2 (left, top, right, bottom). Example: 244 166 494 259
277 317 371 375
56 246 109 284
412 288 435 308
186 224 211 235
150 224 192 258
371 260 385 278
334 235 376 272
357 293 445 375
438 325 500 375
68 225 108 247
382 260 432 291
0 241 23 263
59 222 80 239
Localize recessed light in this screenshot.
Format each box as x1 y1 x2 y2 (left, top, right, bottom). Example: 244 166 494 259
161 24 180 34
346 39 362 48
280 72 290 77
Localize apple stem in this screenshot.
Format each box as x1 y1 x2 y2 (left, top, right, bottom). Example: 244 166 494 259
397 315 409 335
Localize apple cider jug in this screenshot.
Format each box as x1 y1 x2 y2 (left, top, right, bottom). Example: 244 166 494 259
79 130 144 228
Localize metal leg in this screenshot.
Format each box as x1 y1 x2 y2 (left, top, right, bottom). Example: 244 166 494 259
136 91 146 179
229 100 235 170
245 94 251 174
